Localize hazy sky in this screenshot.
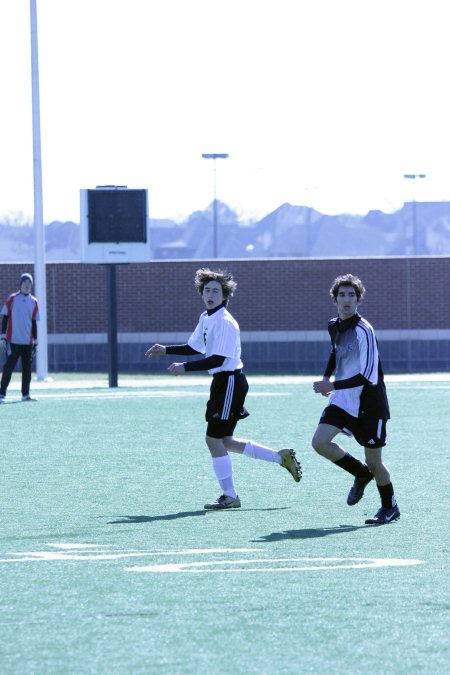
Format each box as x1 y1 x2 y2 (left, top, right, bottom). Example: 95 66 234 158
1 0 449 224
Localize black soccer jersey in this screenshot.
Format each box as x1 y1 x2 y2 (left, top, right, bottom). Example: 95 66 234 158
326 313 390 420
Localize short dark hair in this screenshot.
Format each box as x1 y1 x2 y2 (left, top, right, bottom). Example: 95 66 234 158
194 268 237 305
330 274 365 300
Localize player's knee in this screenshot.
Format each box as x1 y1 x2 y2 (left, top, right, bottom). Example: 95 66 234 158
365 452 385 474
311 432 328 455
366 458 389 482
222 436 236 451
205 434 224 454
205 435 215 452
365 457 378 474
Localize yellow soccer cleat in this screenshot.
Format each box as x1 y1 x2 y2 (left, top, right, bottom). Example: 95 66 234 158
279 449 302 483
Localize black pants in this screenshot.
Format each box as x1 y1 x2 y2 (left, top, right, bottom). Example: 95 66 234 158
0 344 33 397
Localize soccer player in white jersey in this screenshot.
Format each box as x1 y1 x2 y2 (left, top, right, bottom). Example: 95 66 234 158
311 274 400 525
146 267 301 509
0 273 39 402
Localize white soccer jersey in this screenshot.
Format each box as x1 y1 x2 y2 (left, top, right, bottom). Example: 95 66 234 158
188 307 243 374
329 317 379 417
1 292 40 345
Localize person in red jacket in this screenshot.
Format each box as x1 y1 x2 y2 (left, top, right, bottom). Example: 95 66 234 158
0 273 39 403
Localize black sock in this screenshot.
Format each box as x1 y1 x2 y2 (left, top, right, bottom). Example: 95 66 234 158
377 482 397 509
334 453 372 479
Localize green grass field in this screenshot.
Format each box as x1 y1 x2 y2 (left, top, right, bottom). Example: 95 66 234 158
1 373 449 674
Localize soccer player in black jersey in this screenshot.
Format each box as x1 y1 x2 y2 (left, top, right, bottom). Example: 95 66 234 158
312 274 400 525
145 268 301 509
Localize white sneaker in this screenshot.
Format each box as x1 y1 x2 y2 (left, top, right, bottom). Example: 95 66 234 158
22 395 37 402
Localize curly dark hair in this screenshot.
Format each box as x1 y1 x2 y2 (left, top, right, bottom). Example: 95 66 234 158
329 274 365 301
194 268 237 305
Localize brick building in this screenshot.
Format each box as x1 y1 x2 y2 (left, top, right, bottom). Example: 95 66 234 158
0 257 449 373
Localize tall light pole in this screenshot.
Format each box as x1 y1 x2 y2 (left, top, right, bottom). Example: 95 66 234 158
403 173 426 255
202 153 229 258
30 0 49 380
403 173 426 373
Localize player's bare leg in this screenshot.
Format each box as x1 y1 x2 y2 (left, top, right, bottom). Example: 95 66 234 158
311 423 346 461
363 446 400 524
364 447 390 485
312 423 373 504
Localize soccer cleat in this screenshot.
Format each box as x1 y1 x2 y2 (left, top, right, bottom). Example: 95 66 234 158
347 473 373 505
204 494 241 510
365 505 400 525
21 395 37 402
0 395 5 404
279 448 302 483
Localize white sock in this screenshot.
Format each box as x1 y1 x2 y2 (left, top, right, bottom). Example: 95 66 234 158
243 441 282 464
212 455 237 498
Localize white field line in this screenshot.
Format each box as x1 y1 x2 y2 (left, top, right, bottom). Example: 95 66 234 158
5 371 446 393
5 371 450 399
0 546 260 563
127 557 425 573
1 390 288 401
0 545 424 573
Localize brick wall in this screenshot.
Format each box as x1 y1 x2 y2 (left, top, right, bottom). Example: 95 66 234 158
1 257 449 333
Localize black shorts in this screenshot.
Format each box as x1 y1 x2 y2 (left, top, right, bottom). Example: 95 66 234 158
320 404 387 449
206 370 250 439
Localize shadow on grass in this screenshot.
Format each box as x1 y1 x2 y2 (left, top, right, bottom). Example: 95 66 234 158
106 507 289 524
106 511 206 524
252 524 366 542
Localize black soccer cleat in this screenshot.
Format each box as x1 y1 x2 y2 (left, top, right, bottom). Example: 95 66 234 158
365 505 400 525
347 474 373 505
204 494 241 510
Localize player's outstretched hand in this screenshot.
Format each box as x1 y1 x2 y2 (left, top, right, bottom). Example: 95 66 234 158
145 343 166 357
0 337 7 353
168 362 185 376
